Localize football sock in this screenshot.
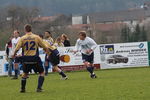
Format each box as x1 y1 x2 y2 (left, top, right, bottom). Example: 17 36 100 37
37 76 44 89
14 69 18 77
86 67 94 74
44 66 49 75
59 71 66 77
21 78 26 90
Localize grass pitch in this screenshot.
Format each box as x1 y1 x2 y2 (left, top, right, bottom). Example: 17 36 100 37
0 67 150 100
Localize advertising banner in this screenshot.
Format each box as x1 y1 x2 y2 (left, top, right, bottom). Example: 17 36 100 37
57 46 100 71
0 42 149 76
99 42 149 69
0 51 7 75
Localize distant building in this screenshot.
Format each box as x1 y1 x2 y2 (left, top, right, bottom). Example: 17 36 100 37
72 15 90 25
72 16 83 24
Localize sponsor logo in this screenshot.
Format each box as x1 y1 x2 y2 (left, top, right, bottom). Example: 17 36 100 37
100 45 114 54
64 48 74 53
120 43 145 48
139 43 144 48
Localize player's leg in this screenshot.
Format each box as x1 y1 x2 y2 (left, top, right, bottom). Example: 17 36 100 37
20 61 30 93
44 61 49 76
82 53 97 78
44 54 49 76
36 57 45 92
12 57 21 79
12 63 19 79
20 72 28 93
8 58 13 77
37 71 45 92
53 65 68 80
50 49 68 80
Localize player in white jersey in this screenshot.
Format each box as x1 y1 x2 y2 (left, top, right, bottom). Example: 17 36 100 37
74 31 97 78
11 30 21 79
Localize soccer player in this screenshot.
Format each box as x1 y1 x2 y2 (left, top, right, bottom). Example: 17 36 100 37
39 34 68 80
11 30 21 79
44 31 54 75
13 24 48 93
5 36 13 77
73 31 97 78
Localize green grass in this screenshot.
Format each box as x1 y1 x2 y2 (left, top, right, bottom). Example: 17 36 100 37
0 67 150 100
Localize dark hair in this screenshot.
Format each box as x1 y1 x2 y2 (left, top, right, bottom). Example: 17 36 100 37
79 31 86 37
45 31 51 35
39 34 44 39
14 30 20 34
45 31 52 37
24 24 32 32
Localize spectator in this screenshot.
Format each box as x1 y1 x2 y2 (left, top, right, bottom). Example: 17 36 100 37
61 34 71 47
54 36 64 47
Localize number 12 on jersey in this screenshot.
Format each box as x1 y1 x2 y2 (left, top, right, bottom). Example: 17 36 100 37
24 41 36 50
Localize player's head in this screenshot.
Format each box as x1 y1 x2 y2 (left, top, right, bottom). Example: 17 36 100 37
24 24 32 33
78 31 86 40
61 34 69 40
44 31 52 38
13 30 20 38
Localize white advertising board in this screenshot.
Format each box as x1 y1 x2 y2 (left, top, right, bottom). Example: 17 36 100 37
99 42 149 69
0 51 7 75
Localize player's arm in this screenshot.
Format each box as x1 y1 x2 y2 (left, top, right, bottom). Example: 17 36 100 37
37 36 49 52
73 39 80 53
86 38 97 54
89 38 97 51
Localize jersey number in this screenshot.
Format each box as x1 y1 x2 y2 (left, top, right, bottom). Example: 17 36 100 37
24 41 36 50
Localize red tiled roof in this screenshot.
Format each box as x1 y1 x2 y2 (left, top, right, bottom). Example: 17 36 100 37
33 16 59 22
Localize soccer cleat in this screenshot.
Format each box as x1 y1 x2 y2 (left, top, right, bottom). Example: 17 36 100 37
61 76 68 80
20 89 26 93
36 88 43 92
90 74 97 79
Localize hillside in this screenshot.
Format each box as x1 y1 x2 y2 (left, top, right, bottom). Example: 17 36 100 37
0 0 148 15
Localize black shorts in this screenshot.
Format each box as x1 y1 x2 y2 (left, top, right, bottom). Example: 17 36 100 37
48 49 60 66
20 56 44 74
82 52 94 64
14 56 22 63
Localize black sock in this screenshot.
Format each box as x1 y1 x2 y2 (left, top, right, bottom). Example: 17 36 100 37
37 76 44 89
21 78 26 90
45 66 49 74
14 69 18 77
86 67 94 74
59 71 66 77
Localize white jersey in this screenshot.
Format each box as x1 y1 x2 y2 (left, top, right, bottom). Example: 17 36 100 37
11 37 21 56
75 37 97 55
